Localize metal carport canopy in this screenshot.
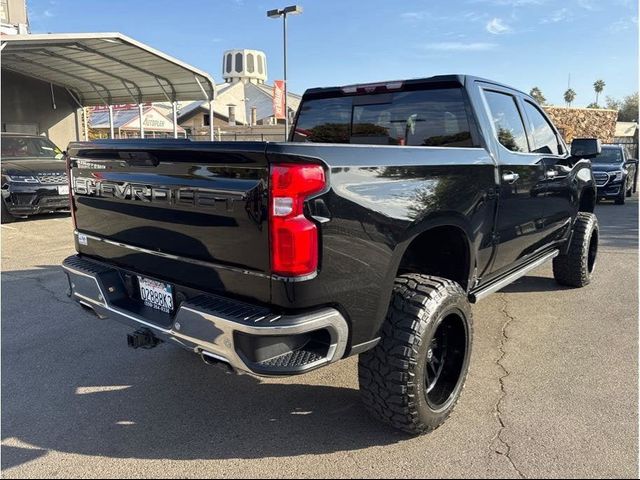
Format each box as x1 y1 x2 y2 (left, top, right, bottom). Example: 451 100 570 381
0 32 216 105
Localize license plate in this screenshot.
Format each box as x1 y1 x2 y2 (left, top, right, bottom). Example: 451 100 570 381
58 185 69 195
138 276 174 313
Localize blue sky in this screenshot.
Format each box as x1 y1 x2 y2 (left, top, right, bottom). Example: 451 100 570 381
28 0 638 106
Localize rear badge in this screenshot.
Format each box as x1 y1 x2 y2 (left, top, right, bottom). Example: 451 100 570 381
78 233 88 246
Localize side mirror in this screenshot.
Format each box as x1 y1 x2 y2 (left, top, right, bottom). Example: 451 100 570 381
626 158 639 165
571 138 601 158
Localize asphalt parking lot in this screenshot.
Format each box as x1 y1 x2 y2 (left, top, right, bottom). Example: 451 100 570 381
1 198 638 478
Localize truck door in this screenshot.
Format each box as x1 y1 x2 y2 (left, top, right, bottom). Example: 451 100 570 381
481 88 549 274
520 98 574 246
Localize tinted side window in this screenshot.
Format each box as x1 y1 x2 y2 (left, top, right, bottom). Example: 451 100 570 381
484 91 529 153
523 101 560 155
293 88 475 147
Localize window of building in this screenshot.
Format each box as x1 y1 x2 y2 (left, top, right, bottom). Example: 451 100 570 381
235 53 243 73
523 101 561 155
247 53 255 73
484 90 529 153
228 105 236 125
226 54 232 73
203 113 210 127
257 55 264 75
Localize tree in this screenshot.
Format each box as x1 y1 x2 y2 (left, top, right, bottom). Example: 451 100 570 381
605 93 639 122
564 88 577 107
586 102 601 109
593 79 605 106
529 87 546 105
605 96 621 110
618 92 639 122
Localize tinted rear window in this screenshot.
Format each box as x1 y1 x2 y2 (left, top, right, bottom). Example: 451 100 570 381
293 88 476 147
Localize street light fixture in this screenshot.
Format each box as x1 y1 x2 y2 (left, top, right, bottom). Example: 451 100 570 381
267 5 303 140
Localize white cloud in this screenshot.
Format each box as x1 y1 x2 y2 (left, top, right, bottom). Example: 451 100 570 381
424 42 498 51
541 8 571 23
400 12 426 20
400 11 453 22
486 18 512 34
608 16 639 32
577 0 599 11
469 0 545 6
464 11 490 22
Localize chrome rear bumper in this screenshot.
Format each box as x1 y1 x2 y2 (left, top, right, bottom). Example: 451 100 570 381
62 255 349 376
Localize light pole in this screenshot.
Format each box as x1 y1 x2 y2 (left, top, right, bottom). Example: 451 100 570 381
267 5 303 140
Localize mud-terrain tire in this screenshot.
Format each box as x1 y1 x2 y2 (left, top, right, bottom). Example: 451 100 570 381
358 274 472 435
553 212 598 287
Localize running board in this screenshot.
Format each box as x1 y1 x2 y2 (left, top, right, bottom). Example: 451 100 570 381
469 249 559 303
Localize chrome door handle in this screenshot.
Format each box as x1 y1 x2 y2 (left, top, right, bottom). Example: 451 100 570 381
546 169 558 179
502 172 520 183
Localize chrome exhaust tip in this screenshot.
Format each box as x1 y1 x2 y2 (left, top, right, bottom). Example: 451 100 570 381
200 350 235 374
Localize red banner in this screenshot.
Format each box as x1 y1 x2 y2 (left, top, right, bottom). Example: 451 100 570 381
273 80 285 120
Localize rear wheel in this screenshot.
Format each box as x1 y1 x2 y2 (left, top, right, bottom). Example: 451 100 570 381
1 200 15 224
553 212 598 287
358 274 472 435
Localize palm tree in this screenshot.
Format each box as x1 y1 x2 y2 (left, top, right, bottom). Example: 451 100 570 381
593 80 605 106
564 88 576 107
529 87 546 105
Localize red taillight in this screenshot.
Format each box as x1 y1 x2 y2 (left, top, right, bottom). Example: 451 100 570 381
269 163 326 277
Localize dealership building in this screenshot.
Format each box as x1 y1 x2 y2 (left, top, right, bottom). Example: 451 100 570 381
89 104 186 139
86 49 301 141
1 0 301 147
176 49 301 139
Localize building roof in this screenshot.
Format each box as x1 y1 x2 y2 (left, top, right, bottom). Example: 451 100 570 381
615 121 638 137
177 81 301 125
0 33 216 106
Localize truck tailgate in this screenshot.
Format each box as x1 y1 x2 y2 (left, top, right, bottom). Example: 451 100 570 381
67 140 270 303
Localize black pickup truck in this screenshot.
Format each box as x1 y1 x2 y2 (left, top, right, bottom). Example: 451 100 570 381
63 75 600 434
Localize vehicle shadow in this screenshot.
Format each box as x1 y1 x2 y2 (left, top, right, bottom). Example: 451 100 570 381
1 267 408 470
499 275 571 294
594 199 639 250
500 198 638 294
5 211 71 223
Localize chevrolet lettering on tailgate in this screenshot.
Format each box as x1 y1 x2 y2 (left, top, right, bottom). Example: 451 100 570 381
72 177 240 211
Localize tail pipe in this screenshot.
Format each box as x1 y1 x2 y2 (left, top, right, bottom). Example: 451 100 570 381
200 350 235 374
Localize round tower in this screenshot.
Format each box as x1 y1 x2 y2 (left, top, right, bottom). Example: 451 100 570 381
222 49 268 84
